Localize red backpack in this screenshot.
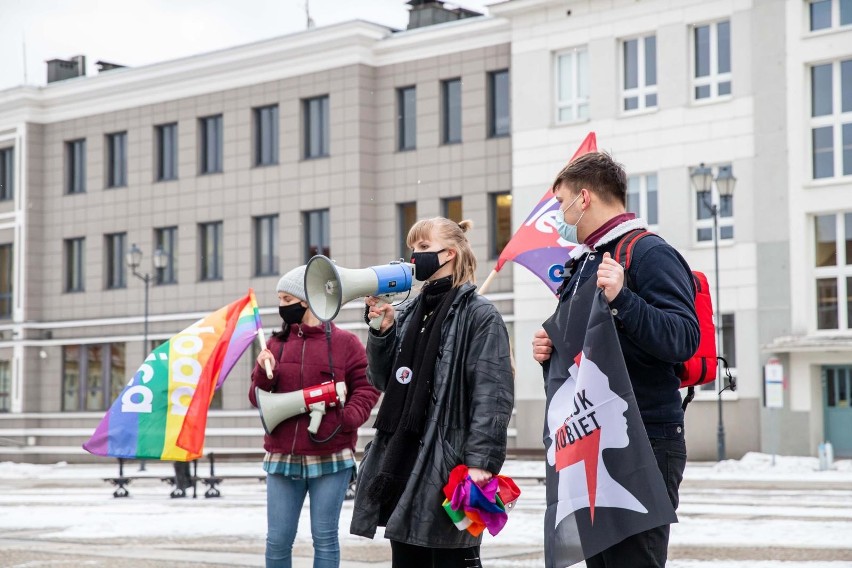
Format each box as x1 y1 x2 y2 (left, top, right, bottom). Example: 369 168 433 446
614 230 726 409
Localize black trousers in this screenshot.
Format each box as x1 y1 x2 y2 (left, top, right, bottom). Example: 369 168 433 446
390 540 483 568
585 424 687 568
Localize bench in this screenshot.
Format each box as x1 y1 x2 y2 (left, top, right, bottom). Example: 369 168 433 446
201 450 267 498
104 454 266 498
103 458 199 498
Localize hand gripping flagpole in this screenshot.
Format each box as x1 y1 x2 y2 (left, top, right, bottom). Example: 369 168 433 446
250 289 274 379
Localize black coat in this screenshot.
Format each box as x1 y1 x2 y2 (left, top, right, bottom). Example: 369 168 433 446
350 283 515 547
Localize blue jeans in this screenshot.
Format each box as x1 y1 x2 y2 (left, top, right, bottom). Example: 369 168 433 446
265 467 353 568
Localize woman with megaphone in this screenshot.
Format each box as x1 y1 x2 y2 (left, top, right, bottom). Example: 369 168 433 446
249 264 380 568
350 218 515 568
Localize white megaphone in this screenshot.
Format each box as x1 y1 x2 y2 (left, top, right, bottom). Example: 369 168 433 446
255 381 347 435
304 255 414 330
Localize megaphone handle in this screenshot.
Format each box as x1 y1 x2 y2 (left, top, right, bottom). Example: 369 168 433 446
307 402 326 434
369 297 388 331
257 329 274 379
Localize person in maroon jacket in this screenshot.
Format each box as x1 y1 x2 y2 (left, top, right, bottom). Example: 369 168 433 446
250 265 380 568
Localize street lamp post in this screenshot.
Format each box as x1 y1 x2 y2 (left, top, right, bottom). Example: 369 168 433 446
690 163 736 462
126 243 168 471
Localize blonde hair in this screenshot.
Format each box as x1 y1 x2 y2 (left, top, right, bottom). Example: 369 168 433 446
407 217 477 287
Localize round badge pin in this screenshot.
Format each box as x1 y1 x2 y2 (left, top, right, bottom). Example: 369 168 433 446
395 366 413 385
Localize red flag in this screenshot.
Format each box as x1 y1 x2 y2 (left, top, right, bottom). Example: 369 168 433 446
493 132 597 294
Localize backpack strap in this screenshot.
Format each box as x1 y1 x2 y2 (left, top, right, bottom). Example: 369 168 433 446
614 229 653 288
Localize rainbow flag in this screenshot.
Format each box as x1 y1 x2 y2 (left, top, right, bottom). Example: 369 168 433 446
83 290 263 461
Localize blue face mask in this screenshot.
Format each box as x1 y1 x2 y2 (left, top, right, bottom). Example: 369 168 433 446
556 193 584 244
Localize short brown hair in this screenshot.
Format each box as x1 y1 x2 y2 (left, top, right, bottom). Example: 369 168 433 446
407 217 477 287
550 151 627 206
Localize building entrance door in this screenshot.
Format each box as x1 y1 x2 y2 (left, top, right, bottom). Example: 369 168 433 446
824 367 852 457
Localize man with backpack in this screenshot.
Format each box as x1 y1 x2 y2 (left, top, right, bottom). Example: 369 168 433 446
532 151 699 568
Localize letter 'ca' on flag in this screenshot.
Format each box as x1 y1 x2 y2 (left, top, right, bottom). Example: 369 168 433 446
83 290 263 461
542 286 676 567
493 132 597 294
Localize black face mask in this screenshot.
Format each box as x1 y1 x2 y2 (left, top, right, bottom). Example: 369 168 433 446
410 248 449 281
279 303 307 325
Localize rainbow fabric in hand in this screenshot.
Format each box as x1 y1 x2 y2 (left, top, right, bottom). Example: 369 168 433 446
441 464 521 537
83 290 263 461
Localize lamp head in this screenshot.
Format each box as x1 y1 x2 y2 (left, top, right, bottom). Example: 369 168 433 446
715 165 736 197
126 243 142 270
690 163 713 194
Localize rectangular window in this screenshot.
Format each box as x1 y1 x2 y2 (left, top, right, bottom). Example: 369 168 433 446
62 344 125 412
106 131 127 188
304 209 330 262
154 226 177 284
694 165 734 243
442 79 462 144
489 192 512 259
488 70 510 137
304 96 330 159
398 86 417 151
0 147 13 201
811 212 852 330
693 20 731 100
442 197 463 223
398 202 417 260
105 232 127 289
199 221 223 281
65 237 85 292
156 123 178 181
810 59 852 179
254 105 279 166
809 0 852 30
626 173 659 228
254 214 279 276
66 139 86 194
199 115 223 174
622 35 657 111
0 244 11 318
555 48 589 123
0 361 9 412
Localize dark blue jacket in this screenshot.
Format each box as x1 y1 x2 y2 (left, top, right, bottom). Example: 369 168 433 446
557 224 699 425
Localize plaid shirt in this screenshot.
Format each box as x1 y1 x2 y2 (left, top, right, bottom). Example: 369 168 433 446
263 449 355 479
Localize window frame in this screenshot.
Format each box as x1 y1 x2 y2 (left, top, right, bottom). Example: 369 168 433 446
61 343 126 412
626 173 659 230
621 34 658 113
303 209 330 263
489 192 513 260
0 244 11 319
398 202 417 260
198 115 223 175
554 47 590 124
488 69 511 138
0 147 13 201
441 78 463 145
253 214 279 277
812 212 852 332
809 58 852 180
104 232 127 290
397 86 417 151
155 123 178 182
807 0 852 32
698 313 737 393
199 221 224 281
65 139 86 194
303 96 330 159
254 105 279 167
154 226 178 285
442 197 463 223
0 360 9 413
691 20 732 102
693 164 734 244
64 237 85 292
105 131 127 188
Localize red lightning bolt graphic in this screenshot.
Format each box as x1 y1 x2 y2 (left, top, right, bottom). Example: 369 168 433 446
554 351 602 524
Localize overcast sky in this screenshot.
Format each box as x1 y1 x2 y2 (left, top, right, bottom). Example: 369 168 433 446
0 0 493 92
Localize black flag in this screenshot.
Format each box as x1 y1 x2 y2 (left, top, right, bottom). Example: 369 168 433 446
542 285 676 567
